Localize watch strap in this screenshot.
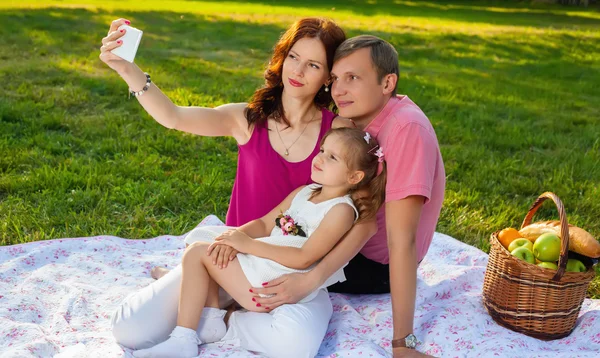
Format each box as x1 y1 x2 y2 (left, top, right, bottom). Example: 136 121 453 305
391 338 407 348
392 333 418 349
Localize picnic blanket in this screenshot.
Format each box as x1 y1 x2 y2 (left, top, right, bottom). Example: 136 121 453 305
1 215 599 358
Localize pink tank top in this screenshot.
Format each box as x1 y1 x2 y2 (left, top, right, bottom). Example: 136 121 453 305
226 109 335 226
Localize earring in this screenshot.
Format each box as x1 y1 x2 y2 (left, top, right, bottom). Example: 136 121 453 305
324 86 329 92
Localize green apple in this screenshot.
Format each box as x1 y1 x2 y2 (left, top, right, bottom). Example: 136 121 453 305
537 261 558 270
533 233 561 262
565 258 586 273
511 247 535 264
508 238 533 253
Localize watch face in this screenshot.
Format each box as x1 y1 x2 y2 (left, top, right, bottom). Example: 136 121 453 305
405 334 418 348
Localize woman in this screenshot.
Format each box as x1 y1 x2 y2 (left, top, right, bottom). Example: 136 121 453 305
103 17 351 357
100 16 349 277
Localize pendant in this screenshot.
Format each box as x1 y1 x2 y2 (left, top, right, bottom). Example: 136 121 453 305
285 149 289 156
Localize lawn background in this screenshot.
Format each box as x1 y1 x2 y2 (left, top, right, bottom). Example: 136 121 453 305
0 0 599 296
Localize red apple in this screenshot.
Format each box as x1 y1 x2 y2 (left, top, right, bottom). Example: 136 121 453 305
533 233 561 262
511 247 535 264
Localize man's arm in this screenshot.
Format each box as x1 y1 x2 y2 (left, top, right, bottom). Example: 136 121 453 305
251 219 377 308
386 196 428 357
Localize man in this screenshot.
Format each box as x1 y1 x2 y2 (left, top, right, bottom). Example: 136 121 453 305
252 35 445 357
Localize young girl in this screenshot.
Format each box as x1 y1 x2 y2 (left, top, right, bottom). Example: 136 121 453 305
132 127 387 358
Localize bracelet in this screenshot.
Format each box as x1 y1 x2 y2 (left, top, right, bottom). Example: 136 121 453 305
129 73 151 98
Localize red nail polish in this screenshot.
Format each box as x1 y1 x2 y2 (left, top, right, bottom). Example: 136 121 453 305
249 289 253 293
265 307 270 310
120 29 124 33
117 40 122 44
256 303 261 307
252 298 256 302
262 282 268 286
125 20 131 25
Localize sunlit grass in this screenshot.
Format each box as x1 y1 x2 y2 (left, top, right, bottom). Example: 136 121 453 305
0 0 599 297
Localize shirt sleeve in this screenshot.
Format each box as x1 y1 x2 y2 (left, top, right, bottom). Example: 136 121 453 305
384 122 439 204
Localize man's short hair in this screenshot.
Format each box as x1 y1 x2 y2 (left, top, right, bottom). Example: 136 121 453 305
334 35 399 95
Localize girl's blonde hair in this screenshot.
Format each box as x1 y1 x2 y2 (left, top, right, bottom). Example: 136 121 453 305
312 127 387 223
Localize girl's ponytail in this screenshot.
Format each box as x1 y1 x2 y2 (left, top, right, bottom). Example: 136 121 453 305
353 163 386 223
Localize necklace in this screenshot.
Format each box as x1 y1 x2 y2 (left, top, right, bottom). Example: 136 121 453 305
275 111 319 156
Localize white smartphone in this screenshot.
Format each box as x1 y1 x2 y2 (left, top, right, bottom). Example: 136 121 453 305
111 24 143 63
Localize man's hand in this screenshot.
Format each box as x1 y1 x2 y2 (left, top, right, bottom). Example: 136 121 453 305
208 229 253 254
393 347 435 358
206 243 238 269
249 272 316 311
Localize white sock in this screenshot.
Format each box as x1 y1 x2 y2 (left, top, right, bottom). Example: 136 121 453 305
132 326 200 358
197 307 227 343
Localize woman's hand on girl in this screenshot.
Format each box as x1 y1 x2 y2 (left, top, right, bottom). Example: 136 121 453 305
249 272 316 311
99 18 133 74
206 244 239 269
209 229 253 254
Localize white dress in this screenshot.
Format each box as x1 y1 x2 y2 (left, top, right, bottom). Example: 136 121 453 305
185 184 358 302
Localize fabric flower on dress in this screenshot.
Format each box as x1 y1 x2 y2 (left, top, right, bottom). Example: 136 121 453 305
275 213 307 237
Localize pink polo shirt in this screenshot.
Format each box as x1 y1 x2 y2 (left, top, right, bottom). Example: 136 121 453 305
361 95 445 264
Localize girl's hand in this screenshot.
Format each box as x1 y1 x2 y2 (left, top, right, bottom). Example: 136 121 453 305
99 18 134 74
209 229 253 254
206 244 239 269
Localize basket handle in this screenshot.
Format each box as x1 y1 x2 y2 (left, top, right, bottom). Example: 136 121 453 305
520 192 570 281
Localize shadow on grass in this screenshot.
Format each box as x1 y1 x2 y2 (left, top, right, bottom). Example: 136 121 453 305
185 0 600 28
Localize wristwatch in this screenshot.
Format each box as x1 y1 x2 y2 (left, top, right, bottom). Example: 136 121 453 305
391 333 419 349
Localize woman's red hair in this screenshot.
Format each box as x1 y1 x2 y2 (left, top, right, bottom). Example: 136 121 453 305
244 18 346 128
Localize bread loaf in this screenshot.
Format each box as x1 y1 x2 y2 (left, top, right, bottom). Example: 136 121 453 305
519 220 600 258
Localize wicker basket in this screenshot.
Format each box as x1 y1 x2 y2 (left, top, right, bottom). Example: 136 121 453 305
482 192 596 340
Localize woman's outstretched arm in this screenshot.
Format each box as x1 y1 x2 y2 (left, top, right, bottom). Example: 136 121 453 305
99 18 251 143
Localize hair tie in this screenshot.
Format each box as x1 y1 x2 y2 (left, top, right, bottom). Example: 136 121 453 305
367 145 384 175
377 162 384 176
374 147 384 162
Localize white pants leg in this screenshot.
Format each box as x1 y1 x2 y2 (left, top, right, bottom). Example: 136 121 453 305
222 289 332 358
183 225 233 246
112 225 332 355
111 264 233 349
111 266 332 357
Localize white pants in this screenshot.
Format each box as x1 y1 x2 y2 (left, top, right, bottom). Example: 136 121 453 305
111 264 333 358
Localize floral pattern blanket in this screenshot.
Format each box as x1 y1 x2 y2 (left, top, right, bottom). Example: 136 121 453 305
1 215 599 358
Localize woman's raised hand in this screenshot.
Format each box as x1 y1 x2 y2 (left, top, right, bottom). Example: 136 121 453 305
99 18 132 73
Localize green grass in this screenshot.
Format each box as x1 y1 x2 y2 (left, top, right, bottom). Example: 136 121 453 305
0 0 599 297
